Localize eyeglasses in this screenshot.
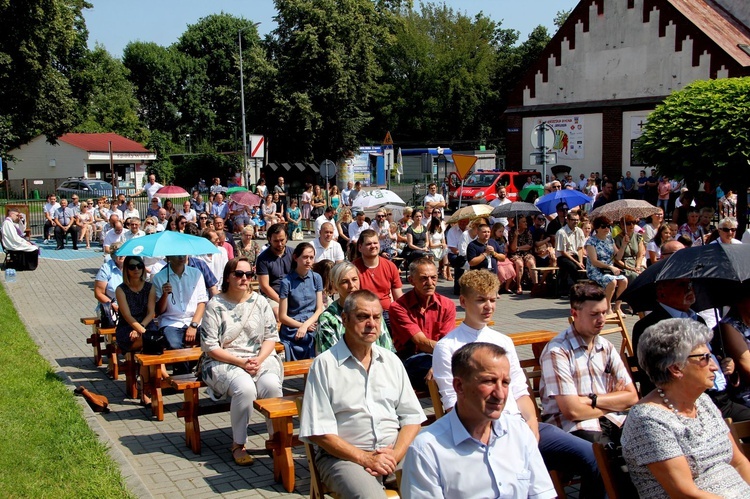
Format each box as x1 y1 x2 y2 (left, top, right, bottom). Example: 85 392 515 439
599 224 611 229
376 215 385 218
126 263 145 271
687 352 712 365
199 216 208 220
151 200 158 203
232 270 254 279
145 221 154 225
130 223 140 227
625 221 636 226
568 218 580 222
720 228 736 233
72 198 79 201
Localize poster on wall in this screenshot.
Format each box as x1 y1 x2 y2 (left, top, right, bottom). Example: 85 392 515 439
630 116 648 166
534 115 584 160
351 152 372 186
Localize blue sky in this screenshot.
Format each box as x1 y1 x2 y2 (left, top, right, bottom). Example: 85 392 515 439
84 0 580 57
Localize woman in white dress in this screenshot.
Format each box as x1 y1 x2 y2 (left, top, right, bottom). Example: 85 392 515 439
77 203 95 249
428 215 450 280
200 257 283 466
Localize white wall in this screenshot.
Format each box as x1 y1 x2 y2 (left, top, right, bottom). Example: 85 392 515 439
8 136 87 179
621 110 654 177
522 113 603 181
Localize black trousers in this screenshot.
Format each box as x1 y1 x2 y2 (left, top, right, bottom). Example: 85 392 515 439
558 256 582 295
448 253 466 295
43 220 54 240
54 225 79 249
710 389 750 422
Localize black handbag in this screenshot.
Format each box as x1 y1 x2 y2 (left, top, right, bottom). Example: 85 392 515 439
98 302 118 329
142 329 168 355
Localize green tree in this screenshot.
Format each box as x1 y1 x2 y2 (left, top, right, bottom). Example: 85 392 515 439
0 0 91 157
554 9 572 28
636 77 750 236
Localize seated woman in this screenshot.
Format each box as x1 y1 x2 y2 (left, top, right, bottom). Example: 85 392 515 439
508 216 537 295
199 257 283 466
428 213 451 280
491 222 516 293
402 209 431 267
278 243 324 360
115 255 157 405
613 215 646 283
622 318 750 498
677 207 705 247
77 203 95 249
722 286 750 405
261 194 278 226
94 242 125 326
646 224 672 264
585 216 628 314
315 261 394 355
285 198 301 238
236 226 260 274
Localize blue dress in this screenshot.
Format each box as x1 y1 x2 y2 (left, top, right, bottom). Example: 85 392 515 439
278 270 322 360
286 206 301 235
585 235 622 287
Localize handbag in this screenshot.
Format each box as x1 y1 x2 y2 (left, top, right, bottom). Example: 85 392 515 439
98 301 118 329
292 227 304 241
142 329 168 355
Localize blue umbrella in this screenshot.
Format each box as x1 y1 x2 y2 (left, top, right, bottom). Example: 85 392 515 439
116 231 219 257
535 189 591 215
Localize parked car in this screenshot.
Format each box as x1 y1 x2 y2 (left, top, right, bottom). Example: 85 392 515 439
56 178 126 200
448 169 539 210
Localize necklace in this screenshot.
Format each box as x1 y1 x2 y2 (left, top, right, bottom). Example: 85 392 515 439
657 387 696 417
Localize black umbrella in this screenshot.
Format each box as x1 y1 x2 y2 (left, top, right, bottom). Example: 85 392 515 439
620 244 750 312
490 201 541 219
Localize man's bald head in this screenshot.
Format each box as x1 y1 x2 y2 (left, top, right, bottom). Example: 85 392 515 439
660 240 685 260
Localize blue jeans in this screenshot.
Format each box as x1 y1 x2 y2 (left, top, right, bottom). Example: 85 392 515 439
161 325 190 374
539 422 604 499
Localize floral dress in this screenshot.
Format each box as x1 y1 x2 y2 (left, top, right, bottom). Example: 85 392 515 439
286 206 301 235
237 241 260 270
199 293 283 400
585 234 623 287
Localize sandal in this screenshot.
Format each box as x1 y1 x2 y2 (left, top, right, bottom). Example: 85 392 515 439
231 444 254 466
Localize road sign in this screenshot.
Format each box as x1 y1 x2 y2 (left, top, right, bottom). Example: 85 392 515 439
382 131 393 146
320 159 336 180
529 152 558 166
250 135 265 158
452 154 478 180
530 124 554 151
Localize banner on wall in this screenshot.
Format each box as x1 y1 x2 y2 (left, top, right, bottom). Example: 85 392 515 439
630 116 649 166
534 115 584 160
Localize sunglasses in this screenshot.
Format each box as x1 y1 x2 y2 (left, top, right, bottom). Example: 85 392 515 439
625 221 636 226
233 270 254 279
720 228 736 233
145 221 154 225
127 263 145 271
199 216 208 220
376 215 385 218
687 352 712 365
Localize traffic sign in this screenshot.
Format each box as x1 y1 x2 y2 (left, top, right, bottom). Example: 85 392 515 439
382 131 393 146
452 154 478 180
530 124 554 151
320 159 336 179
529 152 558 166
250 135 265 158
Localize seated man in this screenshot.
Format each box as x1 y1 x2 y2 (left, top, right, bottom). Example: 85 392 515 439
403 342 555 499
433 270 603 498
300 290 425 498
2 209 39 270
53 198 80 250
540 281 638 446
389 257 455 391
555 211 586 294
313 222 345 263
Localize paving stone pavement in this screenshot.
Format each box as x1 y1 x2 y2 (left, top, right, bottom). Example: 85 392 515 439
2 236 635 498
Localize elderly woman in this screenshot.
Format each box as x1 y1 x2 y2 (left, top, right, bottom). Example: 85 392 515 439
199 257 283 466
94 242 125 325
713 217 742 245
677 207 704 247
614 215 646 282
315 261 394 355
115 255 156 405
236 225 260 271
622 318 750 498
585 216 628 314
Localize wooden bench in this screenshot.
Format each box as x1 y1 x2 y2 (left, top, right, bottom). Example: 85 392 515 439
254 395 305 493
81 316 138 397
171 358 313 455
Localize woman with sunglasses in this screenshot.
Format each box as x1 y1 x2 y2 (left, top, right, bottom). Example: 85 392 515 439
614 215 646 283
115 256 156 405
622 318 750 498
585 216 628 314
713 217 742 245
197 213 210 231
278 242 323 360
146 197 161 218
199 257 284 466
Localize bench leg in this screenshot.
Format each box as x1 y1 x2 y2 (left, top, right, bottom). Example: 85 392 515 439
106 342 119 379
147 365 165 421
124 353 138 400
86 331 103 366
269 416 295 492
178 387 201 454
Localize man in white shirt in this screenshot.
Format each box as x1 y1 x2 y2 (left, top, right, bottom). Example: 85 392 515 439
489 185 511 226
103 220 126 255
123 218 145 241
555 211 586 294
577 173 588 191
423 182 446 218
43 194 60 242
341 181 354 207
312 222 345 263
433 270 603 497
446 218 470 295
402 342 555 499
131 173 163 201
314 206 338 239
156 208 168 231
368 210 392 256
347 210 370 256
299 290 425 498
2 209 39 270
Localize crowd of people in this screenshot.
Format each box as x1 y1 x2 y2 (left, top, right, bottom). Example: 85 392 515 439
10 169 747 497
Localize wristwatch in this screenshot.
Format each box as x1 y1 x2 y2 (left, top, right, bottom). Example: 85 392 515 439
189 321 199 329
588 393 598 409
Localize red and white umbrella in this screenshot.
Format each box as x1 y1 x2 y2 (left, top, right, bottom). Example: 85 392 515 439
155 186 190 199
230 191 262 207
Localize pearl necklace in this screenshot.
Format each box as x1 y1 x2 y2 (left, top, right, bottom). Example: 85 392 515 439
657 387 696 417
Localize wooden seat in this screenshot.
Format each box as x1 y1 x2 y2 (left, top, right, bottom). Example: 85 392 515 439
427 378 445 420
569 309 633 356
727 418 750 459
622 353 646 398
255 396 304 493
136 347 203 420
294 397 399 499
592 442 637 499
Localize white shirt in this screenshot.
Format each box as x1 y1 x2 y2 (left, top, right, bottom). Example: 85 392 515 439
299 340 426 449
196 246 229 287
341 188 352 206
314 215 338 239
2 218 37 252
489 197 511 226
423 193 446 217
348 221 370 242
578 178 588 191
143 181 163 201
555 224 585 258
123 229 145 242
122 208 140 220
152 265 208 327
460 229 474 256
445 225 463 251
44 202 60 220
312 238 345 263
402 409 555 499
179 208 196 222
102 229 126 249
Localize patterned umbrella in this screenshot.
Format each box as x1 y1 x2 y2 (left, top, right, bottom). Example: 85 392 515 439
589 199 661 221
445 204 494 224
230 191 262 207
154 185 190 199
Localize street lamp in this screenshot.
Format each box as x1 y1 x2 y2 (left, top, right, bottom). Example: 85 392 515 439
227 119 238 151
239 22 261 187
186 133 192 154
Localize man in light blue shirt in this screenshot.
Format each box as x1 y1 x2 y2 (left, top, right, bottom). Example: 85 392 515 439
402 342 555 499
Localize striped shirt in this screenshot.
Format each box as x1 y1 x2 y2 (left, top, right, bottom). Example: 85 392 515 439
539 326 631 433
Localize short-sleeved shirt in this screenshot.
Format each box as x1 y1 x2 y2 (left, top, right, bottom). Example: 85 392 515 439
212 201 228 219
95 259 123 301
348 221 370 242
312 238 345 263
255 246 293 296
423 193 445 217
401 409 556 499
103 229 125 249
54 206 76 226
466 239 501 270
299 339 426 449
389 290 456 359
44 202 60 220
152 265 208 328
539 326 632 433
187 257 218 291
278 270 322 322
555 224 585 258
353 257 402 310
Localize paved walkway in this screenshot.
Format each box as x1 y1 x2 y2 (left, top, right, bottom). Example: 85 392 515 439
2 236 635 498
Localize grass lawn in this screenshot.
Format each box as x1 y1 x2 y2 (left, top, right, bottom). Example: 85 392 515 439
0 285 133 498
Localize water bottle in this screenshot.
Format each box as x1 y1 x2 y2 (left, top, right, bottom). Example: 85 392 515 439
5 268 17 283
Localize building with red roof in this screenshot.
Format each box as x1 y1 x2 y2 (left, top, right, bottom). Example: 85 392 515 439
7 133 156 188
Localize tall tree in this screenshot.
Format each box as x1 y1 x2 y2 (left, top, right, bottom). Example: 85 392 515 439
0 0 91 157
636 77 750 236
